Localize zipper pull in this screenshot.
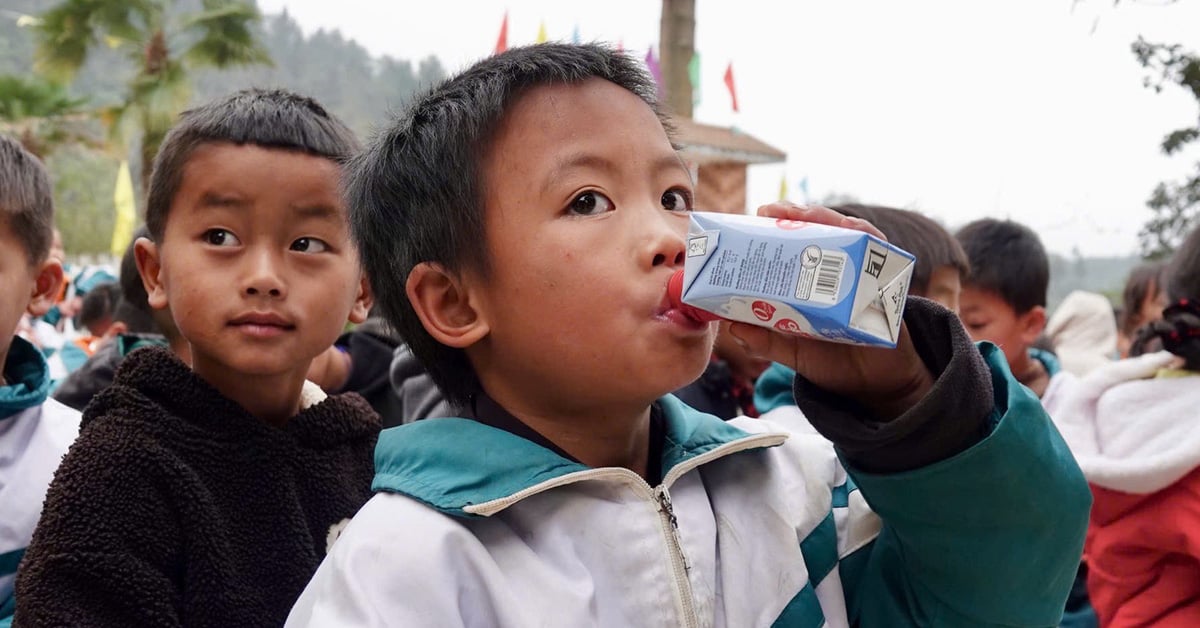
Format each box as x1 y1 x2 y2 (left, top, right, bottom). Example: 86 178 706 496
656 487 691 573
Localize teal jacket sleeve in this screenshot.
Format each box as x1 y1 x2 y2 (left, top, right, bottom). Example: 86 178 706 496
840 343 1091 627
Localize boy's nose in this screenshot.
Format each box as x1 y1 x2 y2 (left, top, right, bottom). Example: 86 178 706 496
242 250 287 298
646 214 687 269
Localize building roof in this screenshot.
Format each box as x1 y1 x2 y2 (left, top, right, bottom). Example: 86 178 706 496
672 118 787 165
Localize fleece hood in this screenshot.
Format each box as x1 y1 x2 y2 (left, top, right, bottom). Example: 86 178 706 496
1052 350 1198 495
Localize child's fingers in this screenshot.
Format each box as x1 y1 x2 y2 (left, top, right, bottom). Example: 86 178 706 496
726 322 800 368
754 202 888 242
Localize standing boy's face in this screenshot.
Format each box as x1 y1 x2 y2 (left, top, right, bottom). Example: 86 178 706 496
467 77 716 412
959 285 1044 372
924 265 962 314
138 143 370 392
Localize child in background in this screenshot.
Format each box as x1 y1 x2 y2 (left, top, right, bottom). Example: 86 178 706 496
51 226 180 412
1117 261 1168 358
16 89 378 627
955 218 1073 411
1053 224 1200 626
0 135 79 627
288 43 1088 627
754 203 970 416
1044 290 1119 378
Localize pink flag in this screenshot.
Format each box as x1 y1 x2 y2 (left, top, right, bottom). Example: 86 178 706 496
494 11 508 55
724 62 739 112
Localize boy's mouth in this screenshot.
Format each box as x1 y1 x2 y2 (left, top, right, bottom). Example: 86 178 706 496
228 311 295 336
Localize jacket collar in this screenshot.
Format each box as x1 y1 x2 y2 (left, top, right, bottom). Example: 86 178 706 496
372 394 785 518
0 336 51 418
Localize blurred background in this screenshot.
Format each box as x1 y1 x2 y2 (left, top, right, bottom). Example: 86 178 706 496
1 0 1197 308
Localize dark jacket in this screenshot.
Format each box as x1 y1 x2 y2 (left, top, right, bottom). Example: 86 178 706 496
330 329 403 427
388 344 455 425
671 357 758 420
51 333 168 411
15 347 379 628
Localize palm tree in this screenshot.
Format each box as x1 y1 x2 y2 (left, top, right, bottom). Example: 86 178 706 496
34 0 271 191
0 74 99 159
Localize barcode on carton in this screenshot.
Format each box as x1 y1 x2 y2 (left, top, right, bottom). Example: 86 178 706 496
814 253 845 300
794 248 846 306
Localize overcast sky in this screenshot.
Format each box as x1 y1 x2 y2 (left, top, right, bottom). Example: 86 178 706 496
256 0 1200 257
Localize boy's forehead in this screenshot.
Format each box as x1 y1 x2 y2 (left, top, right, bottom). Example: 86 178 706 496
960 285 1015 314
486 78 674 175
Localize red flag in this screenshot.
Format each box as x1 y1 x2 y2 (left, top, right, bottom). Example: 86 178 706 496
723 62 739 112
494 11 508 55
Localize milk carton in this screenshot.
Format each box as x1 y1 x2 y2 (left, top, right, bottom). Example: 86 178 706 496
667 212 916 347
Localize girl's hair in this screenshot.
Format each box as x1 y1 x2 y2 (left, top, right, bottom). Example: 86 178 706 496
1118 261 1167 337
1130 226 1200 369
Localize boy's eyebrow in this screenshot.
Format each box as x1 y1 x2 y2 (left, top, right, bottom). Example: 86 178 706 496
290 203 341 220
199 192 248 209
542 153 690 194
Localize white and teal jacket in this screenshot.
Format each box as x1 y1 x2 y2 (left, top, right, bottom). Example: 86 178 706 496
289 302 1090 628
0 337 80 626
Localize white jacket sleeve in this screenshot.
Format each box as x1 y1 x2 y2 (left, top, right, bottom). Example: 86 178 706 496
286 494 515 628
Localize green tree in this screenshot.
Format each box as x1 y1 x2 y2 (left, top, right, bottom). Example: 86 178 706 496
0 73 100 158
1134 37 1200 259
47 145 119 256
33 0 271 191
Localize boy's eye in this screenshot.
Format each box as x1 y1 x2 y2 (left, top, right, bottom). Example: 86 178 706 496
567 191 614 216
203 229 240 247
290 237 329 253
662 189 692 212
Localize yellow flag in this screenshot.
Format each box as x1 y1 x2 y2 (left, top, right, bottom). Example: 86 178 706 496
778 173 789 201
536 21 548 43
111 161 135 257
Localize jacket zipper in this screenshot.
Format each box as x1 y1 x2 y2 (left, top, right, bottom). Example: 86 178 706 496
655 485 699 628
460 431 790 627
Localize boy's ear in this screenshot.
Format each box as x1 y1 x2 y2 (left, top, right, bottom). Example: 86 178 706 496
1018 305 1047 345
406 262 489 349
134 237 169 311
348 273 373 325
25 258 64 317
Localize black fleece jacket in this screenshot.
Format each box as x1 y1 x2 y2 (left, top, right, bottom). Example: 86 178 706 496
14 347 379 628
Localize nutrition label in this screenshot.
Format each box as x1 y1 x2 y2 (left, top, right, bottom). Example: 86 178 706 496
703 238 799 299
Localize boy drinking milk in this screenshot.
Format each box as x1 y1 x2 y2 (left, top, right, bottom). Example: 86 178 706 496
290 44 1089 627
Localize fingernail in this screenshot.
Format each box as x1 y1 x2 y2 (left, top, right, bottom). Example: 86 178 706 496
729 326 750 350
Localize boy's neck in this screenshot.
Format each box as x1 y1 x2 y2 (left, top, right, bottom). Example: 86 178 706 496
1012 351 1049 398
482 385 654 479
191 355 307 428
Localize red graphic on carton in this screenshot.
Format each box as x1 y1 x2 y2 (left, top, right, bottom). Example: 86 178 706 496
774 219 809 230
774 318 803 334
752 300 776 321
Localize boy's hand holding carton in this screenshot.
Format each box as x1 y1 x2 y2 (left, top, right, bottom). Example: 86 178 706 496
684 203 934 420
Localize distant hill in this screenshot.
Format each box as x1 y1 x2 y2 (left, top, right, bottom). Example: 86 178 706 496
0 0 445 136
0 0 446 254
1046 252 1143 315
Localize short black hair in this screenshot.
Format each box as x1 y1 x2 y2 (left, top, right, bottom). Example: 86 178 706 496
955 218 1049 313
146 88 361 241
79 281 120 332
833 204 969 295
347 43 663 407
0 134 54 266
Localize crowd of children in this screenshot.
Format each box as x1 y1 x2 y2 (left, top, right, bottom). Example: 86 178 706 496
0 41 1196 627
